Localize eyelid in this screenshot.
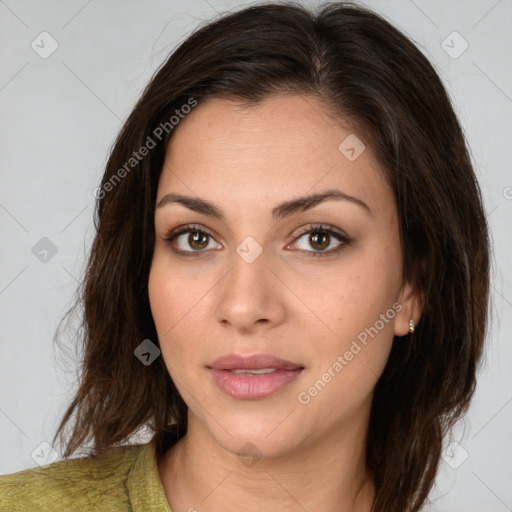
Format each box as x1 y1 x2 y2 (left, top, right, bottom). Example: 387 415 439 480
291 223 346 239
165 223 219 242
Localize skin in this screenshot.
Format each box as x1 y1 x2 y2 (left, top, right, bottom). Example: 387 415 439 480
148 94 421 512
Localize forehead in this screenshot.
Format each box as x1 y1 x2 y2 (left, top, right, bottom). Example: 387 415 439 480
157 94 393 220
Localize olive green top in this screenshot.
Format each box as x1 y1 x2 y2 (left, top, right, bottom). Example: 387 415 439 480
0 441 172 511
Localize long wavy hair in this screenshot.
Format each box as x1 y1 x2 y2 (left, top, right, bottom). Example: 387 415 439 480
52 2 490 511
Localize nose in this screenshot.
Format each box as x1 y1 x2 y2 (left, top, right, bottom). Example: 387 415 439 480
214 248 287 334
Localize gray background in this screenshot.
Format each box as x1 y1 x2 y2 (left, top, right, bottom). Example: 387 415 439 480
0 0 511 510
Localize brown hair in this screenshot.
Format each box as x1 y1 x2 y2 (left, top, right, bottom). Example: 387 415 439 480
52 2 490 511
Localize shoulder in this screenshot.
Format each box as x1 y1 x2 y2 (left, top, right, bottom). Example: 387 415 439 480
0 442 149 512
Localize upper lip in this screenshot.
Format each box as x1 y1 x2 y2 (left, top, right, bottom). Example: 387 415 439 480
208 353 304 371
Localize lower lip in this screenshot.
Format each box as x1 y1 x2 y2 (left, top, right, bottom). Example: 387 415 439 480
209 368 304 400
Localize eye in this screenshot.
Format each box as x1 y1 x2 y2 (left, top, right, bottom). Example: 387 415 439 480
164 224 222 255
288 224 352 258
164 223 352 259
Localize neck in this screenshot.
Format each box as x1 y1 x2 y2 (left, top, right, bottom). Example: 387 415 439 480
158 414 375 512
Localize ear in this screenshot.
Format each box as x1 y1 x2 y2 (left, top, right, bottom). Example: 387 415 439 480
394 279 423 337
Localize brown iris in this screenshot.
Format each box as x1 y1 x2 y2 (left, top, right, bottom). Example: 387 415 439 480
189 232 209 250
309 232 330 250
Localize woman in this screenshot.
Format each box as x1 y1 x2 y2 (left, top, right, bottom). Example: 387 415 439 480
0 1 489 511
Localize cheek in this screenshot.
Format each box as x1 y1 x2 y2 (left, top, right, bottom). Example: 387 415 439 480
286 245 400 387
148 258 188 366
281 256 399 344
332 267 399 362
148 251 201 333
148 257 173 333
297 280 397 422
148 255 213 378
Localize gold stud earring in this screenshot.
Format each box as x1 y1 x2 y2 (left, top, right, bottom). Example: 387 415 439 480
408 319 415 333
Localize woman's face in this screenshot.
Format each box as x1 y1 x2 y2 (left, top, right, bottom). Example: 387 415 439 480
148 94 417 458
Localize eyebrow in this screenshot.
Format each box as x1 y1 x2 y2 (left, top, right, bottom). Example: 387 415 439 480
156 188 371 222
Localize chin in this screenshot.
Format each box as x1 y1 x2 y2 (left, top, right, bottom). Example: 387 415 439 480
198 411 309 462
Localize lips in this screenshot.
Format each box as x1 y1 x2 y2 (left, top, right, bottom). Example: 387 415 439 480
208 353 304 371
207 353 305 400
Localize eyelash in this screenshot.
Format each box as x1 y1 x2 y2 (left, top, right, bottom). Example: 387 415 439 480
163 223 353 259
